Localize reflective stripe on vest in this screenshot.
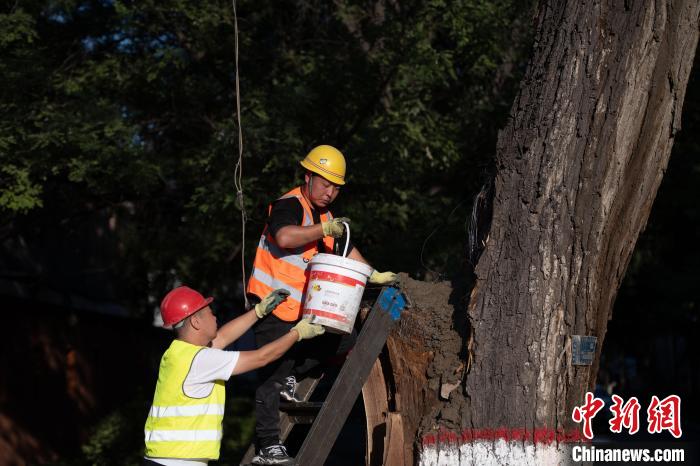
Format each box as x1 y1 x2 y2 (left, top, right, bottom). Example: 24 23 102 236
255 234 308 270
144 340 226 460
247 186 335 321
145 429 223 442
149 404 226 418
250 268 304 303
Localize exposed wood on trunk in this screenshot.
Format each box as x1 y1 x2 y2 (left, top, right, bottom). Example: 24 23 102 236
359 280 451 465
383 412 406 466
385 309 439 466
362 359 389 466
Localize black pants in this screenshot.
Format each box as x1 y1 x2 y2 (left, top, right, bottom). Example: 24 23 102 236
254 313 356 448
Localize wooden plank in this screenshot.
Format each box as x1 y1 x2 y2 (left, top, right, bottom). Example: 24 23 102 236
383 412 405 466
239 375 321 465
294 286 406 466
362 359 388 466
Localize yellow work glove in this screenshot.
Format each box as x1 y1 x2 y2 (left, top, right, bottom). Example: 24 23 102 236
321 217 351 238
255 289 291 319
292 318 326 341
369 270 398 285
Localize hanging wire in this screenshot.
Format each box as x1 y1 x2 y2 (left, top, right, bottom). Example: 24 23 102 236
232 0 249 309
467 179 494 267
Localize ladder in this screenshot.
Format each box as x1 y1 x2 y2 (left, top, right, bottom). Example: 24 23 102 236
239 286 407 466
239 374 322 464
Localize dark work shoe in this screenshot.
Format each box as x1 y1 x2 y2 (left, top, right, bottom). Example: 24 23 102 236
251 444 294 465
279 375 300 402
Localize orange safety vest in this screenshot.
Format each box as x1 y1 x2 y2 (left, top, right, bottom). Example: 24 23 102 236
247 186 335 321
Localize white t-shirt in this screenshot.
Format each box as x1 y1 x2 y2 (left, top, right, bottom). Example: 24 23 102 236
147 347 240 466
183 347 239 398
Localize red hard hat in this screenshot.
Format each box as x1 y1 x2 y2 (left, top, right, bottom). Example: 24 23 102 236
160 286 213 328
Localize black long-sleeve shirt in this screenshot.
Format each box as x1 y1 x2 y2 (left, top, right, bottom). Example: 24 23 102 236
266 197 354 255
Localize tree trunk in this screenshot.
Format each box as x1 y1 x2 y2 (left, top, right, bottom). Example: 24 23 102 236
362 1 700 464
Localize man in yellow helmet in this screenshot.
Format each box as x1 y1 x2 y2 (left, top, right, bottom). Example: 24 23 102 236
246 145 397 465
143 286 324 466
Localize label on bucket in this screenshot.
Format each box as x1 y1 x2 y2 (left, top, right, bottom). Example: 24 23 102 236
303 270 365 333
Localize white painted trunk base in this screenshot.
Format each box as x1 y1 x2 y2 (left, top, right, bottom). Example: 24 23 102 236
419 440 574 466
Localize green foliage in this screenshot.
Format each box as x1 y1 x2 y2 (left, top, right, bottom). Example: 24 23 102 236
77 396 147 466
219 396 256 463
0 165 43 211
0 0 534 307
57 391 254 465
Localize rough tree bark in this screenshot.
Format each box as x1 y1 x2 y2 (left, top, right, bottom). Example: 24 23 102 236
361 1 700 465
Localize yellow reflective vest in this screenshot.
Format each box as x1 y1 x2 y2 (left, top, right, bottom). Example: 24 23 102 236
144 340 226 460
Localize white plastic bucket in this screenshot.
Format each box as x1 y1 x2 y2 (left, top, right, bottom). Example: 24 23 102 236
302 253 372 333
302 224 372 333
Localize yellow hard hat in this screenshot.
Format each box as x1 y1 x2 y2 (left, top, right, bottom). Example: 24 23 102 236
299 145 346 185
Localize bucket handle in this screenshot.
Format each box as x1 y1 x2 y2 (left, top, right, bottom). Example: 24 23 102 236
342 222 351 258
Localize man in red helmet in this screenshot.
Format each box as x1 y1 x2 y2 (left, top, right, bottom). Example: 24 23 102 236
143 286 324 466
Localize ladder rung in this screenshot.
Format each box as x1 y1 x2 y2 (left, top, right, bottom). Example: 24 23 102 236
279 401 323 413
280 401 323 424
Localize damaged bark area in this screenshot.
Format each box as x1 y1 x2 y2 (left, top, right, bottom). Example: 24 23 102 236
362 274 470 466
363 1 700 465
